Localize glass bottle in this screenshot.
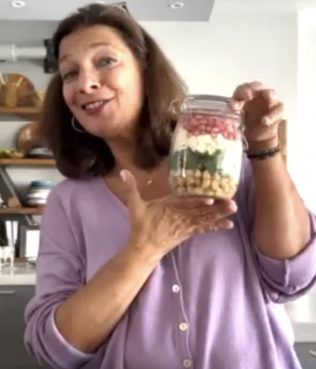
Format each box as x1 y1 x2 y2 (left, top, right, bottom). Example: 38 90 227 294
169 95 243 199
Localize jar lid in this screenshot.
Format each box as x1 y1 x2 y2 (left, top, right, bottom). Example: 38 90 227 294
182 94 230 111
186 94 230 103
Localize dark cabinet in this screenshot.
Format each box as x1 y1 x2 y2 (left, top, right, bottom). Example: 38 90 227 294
295 343 316 369
0 285 48 369
0 285 315 369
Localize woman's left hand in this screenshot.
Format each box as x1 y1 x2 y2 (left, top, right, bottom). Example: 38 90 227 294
230 81 284 150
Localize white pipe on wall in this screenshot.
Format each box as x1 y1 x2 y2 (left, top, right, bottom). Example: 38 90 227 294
0 44 46 61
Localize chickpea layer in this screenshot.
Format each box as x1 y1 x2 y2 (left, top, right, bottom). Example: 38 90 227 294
170 169 238 199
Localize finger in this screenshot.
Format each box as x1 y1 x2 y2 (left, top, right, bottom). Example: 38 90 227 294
261 102 284 126
230 83 275 113
232 81 265 102
229 99 245 112
194 218 234 235
120 169 143 210
210 200 238 218
260 89 277 106
169 204 218 222
188 200 238 222
213 218 235 230
173 198 236 215
170 196 214 209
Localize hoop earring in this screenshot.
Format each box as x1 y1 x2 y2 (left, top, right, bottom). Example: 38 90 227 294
71 116 85 133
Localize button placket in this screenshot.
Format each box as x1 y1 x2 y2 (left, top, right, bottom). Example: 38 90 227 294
179 322 188 332
183 358 193 368
170 252 194 369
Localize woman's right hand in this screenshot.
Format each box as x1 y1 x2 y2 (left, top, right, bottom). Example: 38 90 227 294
121 170 238 260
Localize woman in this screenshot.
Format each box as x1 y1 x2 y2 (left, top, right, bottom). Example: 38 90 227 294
24 3 316 369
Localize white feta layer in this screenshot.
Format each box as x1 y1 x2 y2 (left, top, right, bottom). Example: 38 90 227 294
172 126 243 183
173 126 237 155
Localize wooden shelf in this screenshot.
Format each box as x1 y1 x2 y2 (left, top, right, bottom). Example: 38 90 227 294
0 106 41 118
0 158 55 166
0 207 43 215
14 257 28 262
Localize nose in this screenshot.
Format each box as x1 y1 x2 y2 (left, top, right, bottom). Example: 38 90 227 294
77 71 101 94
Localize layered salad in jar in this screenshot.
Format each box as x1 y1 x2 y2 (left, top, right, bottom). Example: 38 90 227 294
169 109 243 199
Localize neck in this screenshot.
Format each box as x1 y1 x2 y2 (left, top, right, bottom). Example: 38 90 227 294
106 139 135 172
105 138 170 199
107 139 167 185
107 137 153 177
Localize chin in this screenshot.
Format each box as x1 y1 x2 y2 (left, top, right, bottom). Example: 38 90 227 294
89 125 124 141
80 113 134 141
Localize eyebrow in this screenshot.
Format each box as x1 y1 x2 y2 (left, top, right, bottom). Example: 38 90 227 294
58 42 113 64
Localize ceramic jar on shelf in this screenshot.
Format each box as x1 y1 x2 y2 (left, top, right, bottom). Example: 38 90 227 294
25 180 53 207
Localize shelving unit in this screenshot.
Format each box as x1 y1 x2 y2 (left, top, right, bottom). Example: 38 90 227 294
0 106 54 260
0 207 43 215
0 107 53 227
0 107 40 114
0 158 55 166
0 107 41 120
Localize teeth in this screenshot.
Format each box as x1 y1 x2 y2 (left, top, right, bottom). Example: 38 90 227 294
84 100 105 110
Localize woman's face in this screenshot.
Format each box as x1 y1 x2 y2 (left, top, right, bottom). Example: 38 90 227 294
58 25 144 140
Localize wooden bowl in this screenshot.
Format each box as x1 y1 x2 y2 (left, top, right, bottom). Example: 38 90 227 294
0 73 39 107
16 122 41 155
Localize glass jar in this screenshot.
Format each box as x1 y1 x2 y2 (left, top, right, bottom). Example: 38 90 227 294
169 95 243 199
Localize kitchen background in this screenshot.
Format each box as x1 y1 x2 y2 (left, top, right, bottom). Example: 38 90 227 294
0 0 315 368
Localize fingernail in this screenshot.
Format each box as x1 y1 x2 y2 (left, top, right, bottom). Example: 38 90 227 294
245 88 253 99
228 201 238 212
262 117 271 126
120 170 127 182
204 198 214 205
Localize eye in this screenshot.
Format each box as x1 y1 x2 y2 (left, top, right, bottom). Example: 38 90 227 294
61 70 78 81
97 57 117 68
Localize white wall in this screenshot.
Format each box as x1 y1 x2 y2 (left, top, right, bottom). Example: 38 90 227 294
143 8 298 122
143 3 302 198
282 8 316 338
295 9 316 212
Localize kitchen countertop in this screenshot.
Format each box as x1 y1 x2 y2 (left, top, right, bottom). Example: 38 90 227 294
0 262 36 285
286 291 316 342
0 262 315 342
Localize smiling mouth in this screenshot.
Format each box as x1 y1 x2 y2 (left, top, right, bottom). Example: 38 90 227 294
81 99 112 112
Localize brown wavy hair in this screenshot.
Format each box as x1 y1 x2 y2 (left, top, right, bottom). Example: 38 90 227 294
40 3 187 178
